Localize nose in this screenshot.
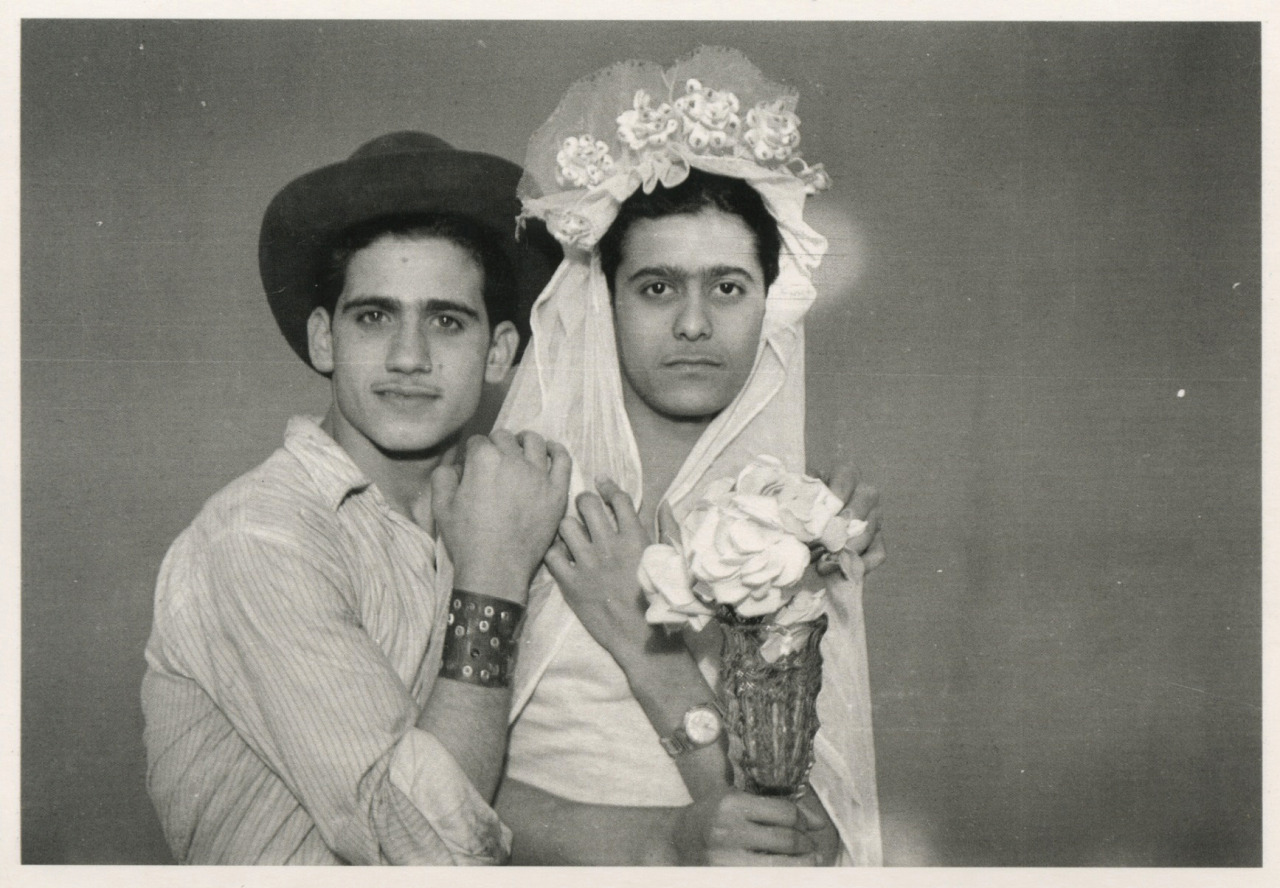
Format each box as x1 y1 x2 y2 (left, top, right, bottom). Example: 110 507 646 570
386 323 432 373
673 294 712 341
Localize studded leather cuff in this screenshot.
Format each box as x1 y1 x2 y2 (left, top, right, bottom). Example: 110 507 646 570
439 589 525 688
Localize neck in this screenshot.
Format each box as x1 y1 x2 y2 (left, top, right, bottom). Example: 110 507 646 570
320 407 453 522
621 384 715 528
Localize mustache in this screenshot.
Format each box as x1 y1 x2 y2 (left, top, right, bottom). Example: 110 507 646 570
371 381 444 396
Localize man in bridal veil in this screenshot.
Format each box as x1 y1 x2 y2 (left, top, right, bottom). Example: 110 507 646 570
492 48 885 866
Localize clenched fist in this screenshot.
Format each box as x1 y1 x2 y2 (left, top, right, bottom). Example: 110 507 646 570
431 430 572 604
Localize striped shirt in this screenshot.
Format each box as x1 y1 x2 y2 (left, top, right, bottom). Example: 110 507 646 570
141 415 509 864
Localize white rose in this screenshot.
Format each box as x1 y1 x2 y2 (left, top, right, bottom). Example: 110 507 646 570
641 459 862 625
733 456 846 543
684 498 811 614
638 542 714 630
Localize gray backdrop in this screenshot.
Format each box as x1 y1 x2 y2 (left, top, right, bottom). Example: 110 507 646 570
20 21 1260 865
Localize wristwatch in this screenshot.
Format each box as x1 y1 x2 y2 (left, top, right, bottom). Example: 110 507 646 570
659 703 724 756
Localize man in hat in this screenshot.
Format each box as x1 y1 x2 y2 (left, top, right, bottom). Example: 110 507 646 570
140 132 568 865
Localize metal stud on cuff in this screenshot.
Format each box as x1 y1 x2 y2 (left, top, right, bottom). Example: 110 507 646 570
439 589 524 688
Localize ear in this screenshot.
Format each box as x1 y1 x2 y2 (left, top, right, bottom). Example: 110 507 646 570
307 306 336 374
484 320 520 384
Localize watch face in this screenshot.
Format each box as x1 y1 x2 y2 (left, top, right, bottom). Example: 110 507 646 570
684 706 723 745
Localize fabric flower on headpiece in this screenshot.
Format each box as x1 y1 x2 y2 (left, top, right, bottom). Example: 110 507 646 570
617 90 679 151
556 134 616 189
518 49 833 256
543 209 595 249
633 150 691 195
673 79 741 154
791 160 832 195
744 99 802 163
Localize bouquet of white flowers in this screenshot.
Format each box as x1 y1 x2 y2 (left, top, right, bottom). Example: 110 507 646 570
637 455 866 796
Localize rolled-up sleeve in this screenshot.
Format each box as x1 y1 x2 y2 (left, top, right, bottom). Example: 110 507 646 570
382 731 511 864
166 528 509 864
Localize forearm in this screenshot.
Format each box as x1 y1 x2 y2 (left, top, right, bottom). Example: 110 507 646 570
416 680 511 801
416 585 526 802
614 632 730 801
495 777 679 865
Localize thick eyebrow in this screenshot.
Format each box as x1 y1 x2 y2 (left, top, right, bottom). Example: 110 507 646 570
625 263 759 284
420 298 482 321
339 296 481 321
624 264 682 284
705 263 759 282
339 295 399 315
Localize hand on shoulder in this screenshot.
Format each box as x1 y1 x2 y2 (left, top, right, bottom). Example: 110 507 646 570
432 430 571 604
544 478 654 667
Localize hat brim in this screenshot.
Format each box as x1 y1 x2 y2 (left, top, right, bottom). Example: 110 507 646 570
259 149 559 369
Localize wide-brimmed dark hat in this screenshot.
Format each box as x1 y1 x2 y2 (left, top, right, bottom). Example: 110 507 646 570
259 130 560 369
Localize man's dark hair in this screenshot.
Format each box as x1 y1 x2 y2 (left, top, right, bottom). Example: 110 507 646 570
598 169 782 295
318 212 518 328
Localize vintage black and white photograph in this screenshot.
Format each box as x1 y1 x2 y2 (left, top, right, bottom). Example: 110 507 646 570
15 10 1263 876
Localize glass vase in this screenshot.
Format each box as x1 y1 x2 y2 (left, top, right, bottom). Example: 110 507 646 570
717 611 828 798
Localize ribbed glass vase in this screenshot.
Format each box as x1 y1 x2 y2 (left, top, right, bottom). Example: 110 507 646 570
717 610 827 798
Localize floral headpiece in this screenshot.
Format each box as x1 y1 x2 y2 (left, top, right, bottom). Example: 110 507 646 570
519 47 831 251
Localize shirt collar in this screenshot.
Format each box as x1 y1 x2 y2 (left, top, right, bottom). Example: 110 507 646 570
282 415 373 511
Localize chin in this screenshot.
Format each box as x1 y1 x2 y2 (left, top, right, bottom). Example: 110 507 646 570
654 394 736 422
624 372 743 424
369 423 458 456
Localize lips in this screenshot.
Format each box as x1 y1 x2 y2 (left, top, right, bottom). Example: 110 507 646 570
373 382 444 398
661 354 723 368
